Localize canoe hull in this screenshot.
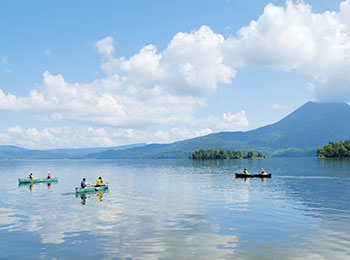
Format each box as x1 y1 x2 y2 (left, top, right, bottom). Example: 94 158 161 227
75 185 109 194
235 173 271 178
18 177 58 184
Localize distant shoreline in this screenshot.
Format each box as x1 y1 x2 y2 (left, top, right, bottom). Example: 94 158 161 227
189 148 266 160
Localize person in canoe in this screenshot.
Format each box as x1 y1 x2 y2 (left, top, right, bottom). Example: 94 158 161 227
28 173 34 180
243 168 249 175
261 168 267 175
96 177 105 187
47 171 52 179
81 178 91 189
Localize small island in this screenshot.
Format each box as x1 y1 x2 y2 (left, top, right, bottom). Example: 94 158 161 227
189 148 266 160
317 140 350 158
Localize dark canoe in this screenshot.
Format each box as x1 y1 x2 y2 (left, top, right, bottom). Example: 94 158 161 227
75 184 109 194
18 177 58 184
235 173 271 178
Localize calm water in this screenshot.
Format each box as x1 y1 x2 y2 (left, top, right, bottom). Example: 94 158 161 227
1 157 350 260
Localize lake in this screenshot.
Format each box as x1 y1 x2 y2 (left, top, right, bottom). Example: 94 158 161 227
1 157 350 259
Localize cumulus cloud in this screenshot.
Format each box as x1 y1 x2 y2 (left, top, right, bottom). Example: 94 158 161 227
0 26 237 133
0 71 204 128
194 111 249 133
101 26 235 97
0 126 116 149
223 0 350 102
2 0 350 147
0 112 248 149
95 36 115 58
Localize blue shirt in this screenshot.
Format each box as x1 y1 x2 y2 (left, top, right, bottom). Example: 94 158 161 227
81 180 87 188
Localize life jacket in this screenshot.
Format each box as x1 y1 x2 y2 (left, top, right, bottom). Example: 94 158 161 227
96 179 102 186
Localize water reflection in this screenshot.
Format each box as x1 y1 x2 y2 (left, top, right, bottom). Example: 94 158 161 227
79 194 90 205
235 176 269 185
1 158 350 259
77 191 107 205
317 157 350 176
18 182 56 191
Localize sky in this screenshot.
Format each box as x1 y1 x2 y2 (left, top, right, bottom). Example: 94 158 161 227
0 0 349 149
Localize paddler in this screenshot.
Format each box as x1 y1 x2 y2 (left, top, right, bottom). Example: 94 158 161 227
28 173 34 180
47 171 52 179
243 168 249 175
81 178 90 188
261 168 267 175
96 177 104 187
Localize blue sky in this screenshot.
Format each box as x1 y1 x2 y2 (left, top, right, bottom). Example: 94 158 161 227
0 0 348 149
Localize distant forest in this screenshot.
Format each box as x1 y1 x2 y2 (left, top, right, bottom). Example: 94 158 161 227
189 148 266 160
317 140 350 158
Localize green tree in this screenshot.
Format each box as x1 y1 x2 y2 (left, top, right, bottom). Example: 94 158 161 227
317 140 350 158
257 152 266 158
246 151 254 159
317 147 326 158
190 148 265 160
218 148 225 159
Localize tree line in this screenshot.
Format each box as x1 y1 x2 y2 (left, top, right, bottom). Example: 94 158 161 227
317 140 350 158
189 148 266 160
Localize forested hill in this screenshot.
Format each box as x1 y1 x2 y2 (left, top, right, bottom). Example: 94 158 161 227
0 144 146 159
85 101 350 159
2 102 350 159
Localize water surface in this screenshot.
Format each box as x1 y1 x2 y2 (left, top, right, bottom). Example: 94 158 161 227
1 158 350 259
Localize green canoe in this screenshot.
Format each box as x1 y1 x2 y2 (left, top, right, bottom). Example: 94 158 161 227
75 185 109 194
18 177 58 184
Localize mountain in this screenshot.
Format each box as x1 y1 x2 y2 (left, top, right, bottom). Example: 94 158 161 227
85 102 350 159
1 102 350 159
0 143 146 159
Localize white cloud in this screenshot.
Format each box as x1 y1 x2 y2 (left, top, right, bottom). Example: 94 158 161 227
0 27 235 130
272 104 281 110
195 111 249 133
0 71 204 128
2 1 350 148
160 26 236 96
0 126 116 149
101 26 235 97
0 113 248 149
95 36 115 58
223 0 350 102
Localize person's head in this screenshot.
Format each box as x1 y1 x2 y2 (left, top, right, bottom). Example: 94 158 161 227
48 171 51 174
30 173 33 175
99 177 102 180
83 178 86 181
